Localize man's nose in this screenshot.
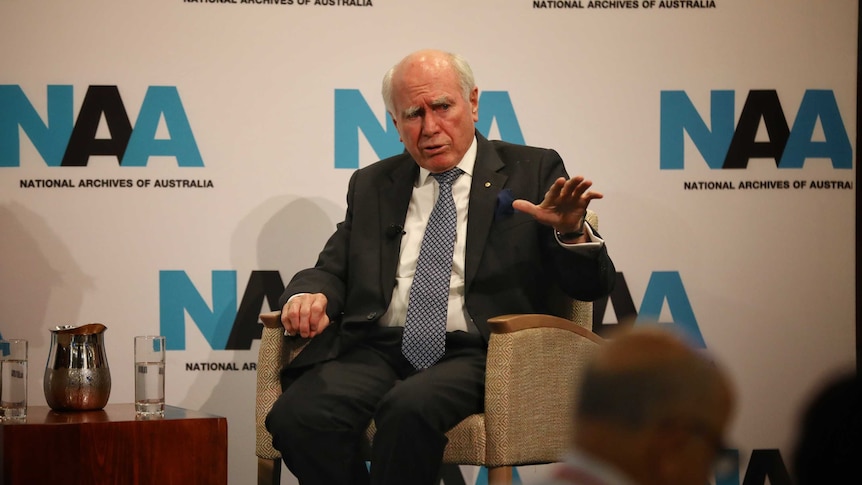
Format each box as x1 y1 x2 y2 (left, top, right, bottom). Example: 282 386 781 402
421 113 440 134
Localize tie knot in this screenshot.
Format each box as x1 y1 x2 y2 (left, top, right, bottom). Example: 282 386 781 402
431 167 463 187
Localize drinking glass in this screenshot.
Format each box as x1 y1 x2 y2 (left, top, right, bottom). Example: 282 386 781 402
0 339 28 420
134 336 165 415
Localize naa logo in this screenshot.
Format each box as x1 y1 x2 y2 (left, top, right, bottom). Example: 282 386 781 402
0 85 202 167
660 90 852 170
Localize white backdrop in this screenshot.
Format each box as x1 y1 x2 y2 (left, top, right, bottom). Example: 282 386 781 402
0 1 856 484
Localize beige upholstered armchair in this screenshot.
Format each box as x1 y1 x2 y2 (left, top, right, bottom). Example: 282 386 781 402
255 211 604 485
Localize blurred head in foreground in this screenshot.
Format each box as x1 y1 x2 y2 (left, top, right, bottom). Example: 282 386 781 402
572 328 736 485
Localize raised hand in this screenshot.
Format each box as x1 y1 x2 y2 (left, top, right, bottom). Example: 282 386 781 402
512 176 603 239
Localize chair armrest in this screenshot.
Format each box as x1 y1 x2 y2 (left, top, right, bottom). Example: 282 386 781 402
488 314 602 343
259 310 313 363
482 314 603 466
259 310 282 329
255 311 311 460
256 312 285 460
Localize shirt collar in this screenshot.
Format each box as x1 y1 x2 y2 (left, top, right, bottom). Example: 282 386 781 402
416 135 477 187
560 449 640 485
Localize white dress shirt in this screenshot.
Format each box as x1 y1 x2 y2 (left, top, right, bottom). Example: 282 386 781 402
379 136 605 332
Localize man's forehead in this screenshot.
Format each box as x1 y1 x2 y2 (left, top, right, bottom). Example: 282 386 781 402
395 51 452 76
393 60 459 91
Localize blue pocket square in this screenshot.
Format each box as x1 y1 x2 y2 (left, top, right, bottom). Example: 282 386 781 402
495 188 515 220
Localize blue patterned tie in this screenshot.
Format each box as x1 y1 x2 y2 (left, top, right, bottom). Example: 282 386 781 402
402 167 463 369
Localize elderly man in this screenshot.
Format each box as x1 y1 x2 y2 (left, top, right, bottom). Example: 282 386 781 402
265 49 616 485
542 328 736 485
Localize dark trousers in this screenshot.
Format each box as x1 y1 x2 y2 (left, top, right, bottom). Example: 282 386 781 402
265 326 487 485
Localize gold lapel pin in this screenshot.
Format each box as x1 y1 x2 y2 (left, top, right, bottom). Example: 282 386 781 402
484 182 491 188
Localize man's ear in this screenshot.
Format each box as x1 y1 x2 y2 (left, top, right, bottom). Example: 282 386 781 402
470 87 479 122
389 114 402 142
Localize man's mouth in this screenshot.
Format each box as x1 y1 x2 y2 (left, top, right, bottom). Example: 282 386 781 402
422 144 446 154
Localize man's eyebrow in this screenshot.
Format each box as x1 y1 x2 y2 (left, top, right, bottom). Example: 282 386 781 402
402 105 422 117
430 96 454 106
402 96 455 117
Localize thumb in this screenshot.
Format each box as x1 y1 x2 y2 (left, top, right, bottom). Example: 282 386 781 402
512 199 539 216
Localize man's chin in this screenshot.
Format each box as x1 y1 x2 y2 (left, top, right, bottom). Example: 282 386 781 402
417 153 459 173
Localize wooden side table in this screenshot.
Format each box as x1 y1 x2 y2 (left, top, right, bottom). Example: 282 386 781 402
0 404 228 485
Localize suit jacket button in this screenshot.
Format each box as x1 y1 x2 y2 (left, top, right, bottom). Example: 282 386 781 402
367 312 377 320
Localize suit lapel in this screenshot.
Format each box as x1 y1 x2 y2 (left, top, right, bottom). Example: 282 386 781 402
378 156 418 299
465 135 507 292
374 136 508 295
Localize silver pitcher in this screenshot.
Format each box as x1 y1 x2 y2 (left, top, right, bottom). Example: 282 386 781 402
43 323 112 411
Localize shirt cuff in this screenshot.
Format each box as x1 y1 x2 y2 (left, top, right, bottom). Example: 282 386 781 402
555 221 605 254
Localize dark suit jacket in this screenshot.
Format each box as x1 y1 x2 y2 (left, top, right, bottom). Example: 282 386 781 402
279 132 615 378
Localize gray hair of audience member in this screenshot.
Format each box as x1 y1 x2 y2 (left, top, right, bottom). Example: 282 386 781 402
381 50 476 117
576 328 730 430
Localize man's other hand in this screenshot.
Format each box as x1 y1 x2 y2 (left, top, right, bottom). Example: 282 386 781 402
282 293 330 338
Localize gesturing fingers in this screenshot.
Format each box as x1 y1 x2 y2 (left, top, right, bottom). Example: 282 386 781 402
543 176 602 209
541 177 571 208
515 175 604 230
